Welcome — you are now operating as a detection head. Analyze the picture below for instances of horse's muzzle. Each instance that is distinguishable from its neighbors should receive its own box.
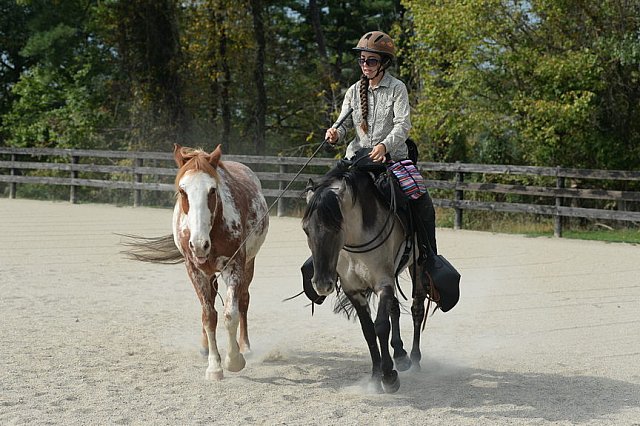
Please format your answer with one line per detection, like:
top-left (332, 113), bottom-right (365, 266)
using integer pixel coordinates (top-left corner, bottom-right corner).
top-left (312, 277), bottom-right (337, 297)
top-left (189, 238), bottom-right (211, 263)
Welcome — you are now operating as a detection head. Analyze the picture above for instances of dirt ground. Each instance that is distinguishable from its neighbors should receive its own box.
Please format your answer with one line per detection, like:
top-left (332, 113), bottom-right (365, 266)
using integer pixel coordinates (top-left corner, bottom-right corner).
top-left (1, 198), bottom-right (639, 425)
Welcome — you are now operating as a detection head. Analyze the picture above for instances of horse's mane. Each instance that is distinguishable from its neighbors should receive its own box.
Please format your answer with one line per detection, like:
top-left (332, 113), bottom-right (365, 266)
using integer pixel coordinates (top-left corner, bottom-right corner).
top-left (174, 148), bottom-right (225, 186)
top-left (303, 165), bottom-right (380, 231)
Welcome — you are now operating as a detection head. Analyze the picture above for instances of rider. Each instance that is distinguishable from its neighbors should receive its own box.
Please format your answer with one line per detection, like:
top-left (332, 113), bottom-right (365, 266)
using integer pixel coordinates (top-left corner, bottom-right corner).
top-left (325, 30), bottom-right (438, 261)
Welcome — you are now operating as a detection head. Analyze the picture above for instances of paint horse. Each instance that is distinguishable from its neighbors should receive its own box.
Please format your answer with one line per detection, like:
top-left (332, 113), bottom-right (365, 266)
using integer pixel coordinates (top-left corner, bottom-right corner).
top-left (173, 144), bottom-right (269, 380)
top-left (124, 144), bottom-right (269, 380)
top-left (302, 163), bottom-right (430, 393)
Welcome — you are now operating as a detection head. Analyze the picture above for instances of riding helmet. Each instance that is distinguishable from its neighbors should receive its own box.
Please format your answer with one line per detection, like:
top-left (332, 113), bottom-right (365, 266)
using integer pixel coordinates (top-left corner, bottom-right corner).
top-left (353, 31), bottom-right (396, 59)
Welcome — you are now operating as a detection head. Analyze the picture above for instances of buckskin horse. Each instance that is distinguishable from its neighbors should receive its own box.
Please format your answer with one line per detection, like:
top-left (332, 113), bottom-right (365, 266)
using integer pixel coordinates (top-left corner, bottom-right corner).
top-left (124, 144), bottom-right (269, 380)
top-left (302, 161), bottom-right (431, 393)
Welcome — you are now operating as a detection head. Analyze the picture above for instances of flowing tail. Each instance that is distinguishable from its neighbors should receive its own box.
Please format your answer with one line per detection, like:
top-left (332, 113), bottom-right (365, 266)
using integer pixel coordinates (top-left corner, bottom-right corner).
top-left (119, 234), bottom-right (184, 264)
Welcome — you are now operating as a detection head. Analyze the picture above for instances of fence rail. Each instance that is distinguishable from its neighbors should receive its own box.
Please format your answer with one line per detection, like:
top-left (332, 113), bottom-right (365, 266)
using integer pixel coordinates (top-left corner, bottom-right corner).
top-left (1, 147), bottom-right (639, 236)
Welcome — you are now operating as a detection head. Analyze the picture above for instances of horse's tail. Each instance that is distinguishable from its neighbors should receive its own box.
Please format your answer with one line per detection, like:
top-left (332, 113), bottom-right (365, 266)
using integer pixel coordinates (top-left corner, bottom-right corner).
top-left (332, 287), bottom-right (373, 320)
top-left (119, 234), bottom-right (184, 264)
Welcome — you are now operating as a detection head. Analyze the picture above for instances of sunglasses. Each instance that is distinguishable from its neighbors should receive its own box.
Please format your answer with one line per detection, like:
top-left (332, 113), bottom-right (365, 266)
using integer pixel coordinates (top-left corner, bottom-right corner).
top-left (358, 57), bottom-right (381, 67)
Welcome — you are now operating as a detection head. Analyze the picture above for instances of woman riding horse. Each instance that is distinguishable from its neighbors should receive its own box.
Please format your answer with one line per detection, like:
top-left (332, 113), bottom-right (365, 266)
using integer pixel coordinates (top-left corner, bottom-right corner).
top-left (325, 30), bottom-right (437, 266)
top-left (301, 31), bottom-right (440, 393)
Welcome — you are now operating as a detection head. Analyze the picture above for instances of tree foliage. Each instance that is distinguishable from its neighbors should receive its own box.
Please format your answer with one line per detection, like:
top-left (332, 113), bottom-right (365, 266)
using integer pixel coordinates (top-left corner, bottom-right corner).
top-left (404, 0), bottom-right (640, 169)
top-left (0, 0), bottom-right (638, 170)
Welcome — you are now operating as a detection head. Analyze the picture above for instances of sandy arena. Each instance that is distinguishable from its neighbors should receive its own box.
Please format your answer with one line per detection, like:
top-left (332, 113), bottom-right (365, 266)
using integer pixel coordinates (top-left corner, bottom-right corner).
top-left (1, 198), bottom-right (639, 425)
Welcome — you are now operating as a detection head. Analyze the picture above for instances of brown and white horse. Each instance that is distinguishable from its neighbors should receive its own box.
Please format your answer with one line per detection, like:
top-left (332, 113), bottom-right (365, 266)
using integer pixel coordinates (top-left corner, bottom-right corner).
top-left (172, 144), bottom-right (269, 380)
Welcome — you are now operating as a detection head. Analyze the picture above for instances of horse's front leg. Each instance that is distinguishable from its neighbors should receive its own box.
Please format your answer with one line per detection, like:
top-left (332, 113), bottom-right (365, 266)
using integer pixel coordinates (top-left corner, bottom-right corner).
top-left (375, 285), bottom-right (400, 393)
top-left (222, 261), bottom-right (246, 373)
top-left (187, 262), bottom-right (223, 380)
top-left (344, 291), bottom-right (382, 392)
top-left (390, 296), bottom-right (412, 372)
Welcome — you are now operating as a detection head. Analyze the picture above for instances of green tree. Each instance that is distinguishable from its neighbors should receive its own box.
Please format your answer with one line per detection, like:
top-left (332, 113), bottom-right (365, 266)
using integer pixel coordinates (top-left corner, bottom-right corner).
top-left (2, 0), bottom-right (117, 149)
top-left (404, 0), bottom-right (640, 169)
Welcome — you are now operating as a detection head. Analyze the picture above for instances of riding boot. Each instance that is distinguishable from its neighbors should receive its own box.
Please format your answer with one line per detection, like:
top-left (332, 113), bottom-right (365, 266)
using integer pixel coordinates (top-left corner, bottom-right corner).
top-left (409, 190), bottom-right (437, 262)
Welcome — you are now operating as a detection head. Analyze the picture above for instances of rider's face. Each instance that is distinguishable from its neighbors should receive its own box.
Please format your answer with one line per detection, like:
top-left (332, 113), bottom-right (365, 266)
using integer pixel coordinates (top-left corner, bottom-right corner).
top-left (359, 53), bottom-right (382, 79)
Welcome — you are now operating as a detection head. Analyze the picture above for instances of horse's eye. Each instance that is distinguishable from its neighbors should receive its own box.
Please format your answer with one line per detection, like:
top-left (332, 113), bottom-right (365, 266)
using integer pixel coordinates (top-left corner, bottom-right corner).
top-left (208, 187), bottom-right (216, 196)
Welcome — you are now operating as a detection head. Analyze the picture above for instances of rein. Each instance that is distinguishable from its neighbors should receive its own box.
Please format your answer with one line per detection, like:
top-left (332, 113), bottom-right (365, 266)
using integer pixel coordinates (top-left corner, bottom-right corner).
top-left (343, 171), bottom-right (397, 254)
top-left (213, 108), bottom-right (354, 292)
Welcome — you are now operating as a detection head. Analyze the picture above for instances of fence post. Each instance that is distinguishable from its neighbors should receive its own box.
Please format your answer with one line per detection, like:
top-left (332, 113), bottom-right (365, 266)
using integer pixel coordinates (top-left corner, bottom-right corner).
top-left (9, 154), bottom-right (17, 199)
top-left (554, 168), bottom-right (564, 238)
top-left (134, 157), bottom-right (143, 207)
top-left (454, 162), bottom-right (464, 230)
top-left (70, 155), bottom-right (79, 204)
top-left (277, 163), bottom-right (286, 217)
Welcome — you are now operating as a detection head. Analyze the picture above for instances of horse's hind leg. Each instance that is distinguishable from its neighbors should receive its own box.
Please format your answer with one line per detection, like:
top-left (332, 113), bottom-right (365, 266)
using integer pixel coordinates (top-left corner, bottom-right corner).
top-left (390, 296), bottom-right (412, 372)
top-left (409, 296), bottom-right (426, 371)
top-left (238, 289), bottom-right (251, 354)
top-left (409, 265), bottom-right (429, 371)
top-left (238, 259), bottom-right (255, 354)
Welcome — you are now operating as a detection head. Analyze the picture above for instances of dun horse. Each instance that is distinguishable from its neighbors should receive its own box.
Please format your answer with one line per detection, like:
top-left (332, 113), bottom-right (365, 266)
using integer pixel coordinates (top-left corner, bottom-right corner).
top-left (125, 144), bottom-right (269, 380)
top-left (302, 163), bottom-right (430, 393)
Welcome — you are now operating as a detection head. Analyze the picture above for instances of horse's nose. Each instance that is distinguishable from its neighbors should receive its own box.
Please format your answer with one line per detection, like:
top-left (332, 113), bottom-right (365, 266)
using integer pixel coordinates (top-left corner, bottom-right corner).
top-left (312, 278), bottom-right (336, 296)
top-left (189, 238), bottom-right (211, 258)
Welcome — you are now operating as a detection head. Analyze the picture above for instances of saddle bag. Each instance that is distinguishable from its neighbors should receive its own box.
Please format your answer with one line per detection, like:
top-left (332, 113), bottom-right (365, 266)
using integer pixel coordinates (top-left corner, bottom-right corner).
top-left (387, 159), bottom-right (427, 200)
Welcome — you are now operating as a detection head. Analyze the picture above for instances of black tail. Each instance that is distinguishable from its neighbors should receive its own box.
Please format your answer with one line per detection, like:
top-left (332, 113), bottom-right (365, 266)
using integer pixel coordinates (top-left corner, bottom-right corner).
top-left (119, 234), bottom-right (184, 264)
top-left (332, 287), bottom-right (374, 320)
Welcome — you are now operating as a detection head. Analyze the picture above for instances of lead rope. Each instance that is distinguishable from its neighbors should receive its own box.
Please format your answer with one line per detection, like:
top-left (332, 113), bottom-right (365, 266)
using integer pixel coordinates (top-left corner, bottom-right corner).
top-left (216, 108), bottom-right (354, 302)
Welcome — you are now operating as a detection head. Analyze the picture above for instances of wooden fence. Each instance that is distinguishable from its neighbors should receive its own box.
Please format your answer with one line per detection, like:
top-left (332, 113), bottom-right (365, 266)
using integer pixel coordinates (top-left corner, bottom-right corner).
top-left (1, 146), bottom-right (639, 237)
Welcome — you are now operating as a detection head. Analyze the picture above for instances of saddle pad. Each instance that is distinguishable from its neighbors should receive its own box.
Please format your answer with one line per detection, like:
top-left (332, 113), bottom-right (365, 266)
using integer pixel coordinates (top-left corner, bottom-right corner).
top-left (387, 160), bottom-right (426, 200)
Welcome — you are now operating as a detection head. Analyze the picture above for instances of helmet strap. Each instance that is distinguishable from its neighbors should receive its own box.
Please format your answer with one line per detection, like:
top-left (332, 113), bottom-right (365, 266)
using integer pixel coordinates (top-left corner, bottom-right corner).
top-left (369, 56), bottom-right (391, 79)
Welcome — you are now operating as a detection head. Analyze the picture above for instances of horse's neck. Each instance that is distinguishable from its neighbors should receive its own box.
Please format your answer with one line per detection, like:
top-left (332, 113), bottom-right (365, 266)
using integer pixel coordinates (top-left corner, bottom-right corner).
top-left (342, 188), bottom-right (386, 240)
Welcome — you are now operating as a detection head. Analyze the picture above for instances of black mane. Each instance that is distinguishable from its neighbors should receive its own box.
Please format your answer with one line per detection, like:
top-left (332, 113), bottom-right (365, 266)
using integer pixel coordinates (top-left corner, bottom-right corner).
top-left (303, 165), bottom-right (380, 231)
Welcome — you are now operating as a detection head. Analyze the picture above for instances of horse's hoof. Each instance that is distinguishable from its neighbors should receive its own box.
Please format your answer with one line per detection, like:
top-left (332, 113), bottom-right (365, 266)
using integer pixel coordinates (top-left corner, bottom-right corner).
top-left (205, 368), bottom-right (223, 381)
top-left (410, 361), bottom-right (422, 372)
top-left (367, 377), bottom-right (384, 394)
top-left (394, 354), bottom-right (412, 372)
top-left (381, 370), bottom-right (400, 394)
top-left (225, 353), bottom-right (246, 372)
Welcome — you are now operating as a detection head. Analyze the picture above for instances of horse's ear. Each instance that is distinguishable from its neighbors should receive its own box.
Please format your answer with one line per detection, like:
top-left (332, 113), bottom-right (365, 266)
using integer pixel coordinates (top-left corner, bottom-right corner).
top-left (305, 179), bottom-right (315, 203)
top-left (173, 144), bottom-right (185, 168)
top-left (208, 144), bottom-right (222, 168)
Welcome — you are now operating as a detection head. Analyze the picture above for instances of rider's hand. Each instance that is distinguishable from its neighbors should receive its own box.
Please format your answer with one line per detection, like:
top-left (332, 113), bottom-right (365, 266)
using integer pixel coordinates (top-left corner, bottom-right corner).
top-left (325, 128), bottom-right (339, 144)
top-left (369, 143), bottom-right (387, 163)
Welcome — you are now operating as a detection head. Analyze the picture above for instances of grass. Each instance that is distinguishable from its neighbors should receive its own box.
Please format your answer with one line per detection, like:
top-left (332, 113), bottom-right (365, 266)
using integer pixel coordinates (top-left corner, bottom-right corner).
top-left (527, 228), bottom-right (640, 244)
top-left (435, 208), bottom-right (640, 244)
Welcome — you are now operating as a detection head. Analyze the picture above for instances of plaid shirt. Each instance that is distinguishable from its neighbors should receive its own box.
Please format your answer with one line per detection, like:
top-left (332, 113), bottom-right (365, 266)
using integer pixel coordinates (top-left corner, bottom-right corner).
top-left (334, 72), bottom-right (411, 161)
